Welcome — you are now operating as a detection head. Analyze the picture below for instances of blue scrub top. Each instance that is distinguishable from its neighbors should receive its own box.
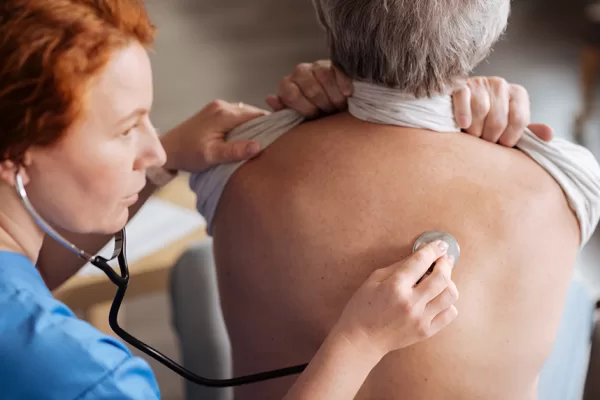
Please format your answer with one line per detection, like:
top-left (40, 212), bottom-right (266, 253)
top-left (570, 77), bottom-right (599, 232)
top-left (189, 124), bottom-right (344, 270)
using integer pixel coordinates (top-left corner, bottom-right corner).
top-left (0, 251), bottom-right (160, 400)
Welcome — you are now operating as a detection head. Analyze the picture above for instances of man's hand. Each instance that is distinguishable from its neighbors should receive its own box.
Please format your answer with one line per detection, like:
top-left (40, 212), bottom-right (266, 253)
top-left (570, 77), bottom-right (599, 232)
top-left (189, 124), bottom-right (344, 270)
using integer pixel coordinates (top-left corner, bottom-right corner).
top-left (159, 100), bottom-right (268, 172)
top-left (267, 60), bottom-right (553, 146)
top-left (266, 60), bottom-right (352, 118)
top-left (452, 77), bottom-right (553, 146)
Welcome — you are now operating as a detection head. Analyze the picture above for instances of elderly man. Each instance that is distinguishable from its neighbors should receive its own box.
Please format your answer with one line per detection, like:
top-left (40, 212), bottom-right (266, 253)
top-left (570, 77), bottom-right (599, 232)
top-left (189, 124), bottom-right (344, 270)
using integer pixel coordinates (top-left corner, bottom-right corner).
top-left (191, 0), bottom-right (600, 399)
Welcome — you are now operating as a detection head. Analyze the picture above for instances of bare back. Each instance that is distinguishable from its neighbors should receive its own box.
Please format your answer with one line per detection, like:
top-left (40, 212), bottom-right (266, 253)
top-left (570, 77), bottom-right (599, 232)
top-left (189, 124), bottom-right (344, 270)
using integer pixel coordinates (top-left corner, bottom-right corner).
top-left (212, 113), bottom-right (580, 400)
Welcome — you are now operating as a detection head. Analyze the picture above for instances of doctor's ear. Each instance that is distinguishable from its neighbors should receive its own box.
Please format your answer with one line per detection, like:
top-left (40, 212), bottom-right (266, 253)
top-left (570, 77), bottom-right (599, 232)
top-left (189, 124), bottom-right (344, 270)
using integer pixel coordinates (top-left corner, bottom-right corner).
top-left (0, 153), bottom-right (32, 187)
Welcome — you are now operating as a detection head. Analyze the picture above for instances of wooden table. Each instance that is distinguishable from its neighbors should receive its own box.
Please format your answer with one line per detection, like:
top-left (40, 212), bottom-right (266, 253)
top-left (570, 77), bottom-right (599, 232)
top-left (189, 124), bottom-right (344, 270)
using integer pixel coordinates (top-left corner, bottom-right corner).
top-left (52, 174), bottom-right (207, 334)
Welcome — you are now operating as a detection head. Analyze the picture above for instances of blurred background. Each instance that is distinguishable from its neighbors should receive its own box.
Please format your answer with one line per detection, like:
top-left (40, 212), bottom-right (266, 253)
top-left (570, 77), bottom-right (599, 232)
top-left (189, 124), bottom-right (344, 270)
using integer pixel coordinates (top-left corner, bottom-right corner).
top-left (90, 0), bottom-right (600, 398)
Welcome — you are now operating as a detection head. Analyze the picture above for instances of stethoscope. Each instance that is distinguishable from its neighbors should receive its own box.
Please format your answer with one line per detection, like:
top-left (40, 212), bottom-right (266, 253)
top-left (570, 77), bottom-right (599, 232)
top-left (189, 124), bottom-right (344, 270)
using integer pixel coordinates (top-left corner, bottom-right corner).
top-left (14, 172), bottom-right (460, 387)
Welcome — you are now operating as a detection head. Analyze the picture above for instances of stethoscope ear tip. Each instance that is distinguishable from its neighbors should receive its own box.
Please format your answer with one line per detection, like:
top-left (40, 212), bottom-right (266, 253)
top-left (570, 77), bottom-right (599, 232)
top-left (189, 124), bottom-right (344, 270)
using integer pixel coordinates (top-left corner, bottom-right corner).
top-left (412, 231), bottom-right (460, 266)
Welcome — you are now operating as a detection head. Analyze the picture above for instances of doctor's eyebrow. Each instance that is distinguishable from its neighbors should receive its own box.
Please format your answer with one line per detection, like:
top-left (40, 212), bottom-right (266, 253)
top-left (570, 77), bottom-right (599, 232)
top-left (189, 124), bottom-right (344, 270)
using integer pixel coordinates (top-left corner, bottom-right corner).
top-left (117, 108), bottom-right (148, 125)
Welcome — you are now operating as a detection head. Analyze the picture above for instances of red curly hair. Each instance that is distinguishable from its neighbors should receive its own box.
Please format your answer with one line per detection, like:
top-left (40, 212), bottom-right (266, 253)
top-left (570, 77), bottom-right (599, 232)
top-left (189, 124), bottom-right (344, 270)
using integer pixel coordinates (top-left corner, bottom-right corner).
top-left (0, 0), bottom-right (156, 163)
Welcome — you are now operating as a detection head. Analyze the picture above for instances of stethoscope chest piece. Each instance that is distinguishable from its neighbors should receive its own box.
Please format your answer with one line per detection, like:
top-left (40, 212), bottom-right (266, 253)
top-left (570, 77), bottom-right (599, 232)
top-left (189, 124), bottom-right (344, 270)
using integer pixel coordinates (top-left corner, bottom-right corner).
top-left (412, 231), bottom-right (460, 267)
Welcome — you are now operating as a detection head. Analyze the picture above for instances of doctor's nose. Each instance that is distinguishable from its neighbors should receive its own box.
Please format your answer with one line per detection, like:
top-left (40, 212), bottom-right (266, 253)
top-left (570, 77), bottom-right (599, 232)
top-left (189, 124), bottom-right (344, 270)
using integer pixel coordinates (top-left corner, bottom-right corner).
top-left (134, 126), bottom-right (168, 171)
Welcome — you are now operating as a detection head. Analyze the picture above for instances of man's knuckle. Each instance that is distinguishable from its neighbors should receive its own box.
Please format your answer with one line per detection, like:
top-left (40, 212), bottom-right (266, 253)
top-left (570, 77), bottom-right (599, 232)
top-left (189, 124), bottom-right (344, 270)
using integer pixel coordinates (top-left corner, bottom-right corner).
top-left (313, 67), bottom-right (329, 83)
top-left (509, 113), bottom-right (527, 130)
top-left (509, 85), bottom-right (530, 107)
top-left (487, 114), bottom-right (508, 132)
top-left (313, 59), bottom-right (331, 69)
top-left (453, 83), bottom-right (469, 94)
top-left (471, 76), bottom-right (487, 87)
top-left (292, 63), bottom-right (311, 78)
top-left (508, 104), bottom-right (530, 127)
top-left (277, 76), bottom-right (292, 91)
top-left (304, 85), bottom-right (323, 101)
top-left (471, 97), bottom-right (490, 117)
top-left (281, 83), bottom-right (302, 102)
top-left (511, 84), bottom-right (527, 97)
top-left (490, 76), bottom-right (508, 88)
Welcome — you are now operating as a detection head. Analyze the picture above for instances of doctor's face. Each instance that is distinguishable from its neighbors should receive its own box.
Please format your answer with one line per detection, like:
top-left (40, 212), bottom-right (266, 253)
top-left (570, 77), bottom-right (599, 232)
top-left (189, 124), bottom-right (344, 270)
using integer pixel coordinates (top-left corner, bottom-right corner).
top-left (23, 41), bottom-right (166, 234)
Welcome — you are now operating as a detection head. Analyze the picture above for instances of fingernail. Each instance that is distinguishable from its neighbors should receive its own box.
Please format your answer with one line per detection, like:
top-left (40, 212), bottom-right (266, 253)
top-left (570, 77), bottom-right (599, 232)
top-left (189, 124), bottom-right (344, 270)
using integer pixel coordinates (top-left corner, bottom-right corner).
top-left (438, 241), bottom-right (449, 253)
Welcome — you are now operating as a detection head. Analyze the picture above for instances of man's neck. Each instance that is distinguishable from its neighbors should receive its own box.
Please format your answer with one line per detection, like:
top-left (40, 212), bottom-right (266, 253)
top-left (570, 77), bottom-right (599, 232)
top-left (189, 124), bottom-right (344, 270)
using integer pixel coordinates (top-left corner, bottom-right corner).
top-left (0, 183), bottom-right (44, 263)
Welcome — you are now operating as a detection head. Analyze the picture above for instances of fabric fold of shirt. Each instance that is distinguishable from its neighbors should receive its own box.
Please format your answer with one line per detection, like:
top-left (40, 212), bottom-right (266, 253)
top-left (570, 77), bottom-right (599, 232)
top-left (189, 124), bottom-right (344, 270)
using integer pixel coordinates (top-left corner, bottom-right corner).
top-left (189, 81), bottom-right (600, 248)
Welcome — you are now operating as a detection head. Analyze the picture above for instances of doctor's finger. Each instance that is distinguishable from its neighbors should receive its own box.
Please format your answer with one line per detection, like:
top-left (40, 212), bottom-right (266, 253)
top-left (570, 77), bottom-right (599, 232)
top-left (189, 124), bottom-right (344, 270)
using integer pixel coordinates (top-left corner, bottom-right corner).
top-left (428, 305), bottom-right (459, 336)
top-left (207, 100), bottom-right (269, 132)
top-left (204, 140), bottom-right (261, 166)
top-left (414, 255), bottom-right (454, 304)
top-left (424, 280), bottom-right (459, 318)
top-left (390, 240), bottom-right (449, 285)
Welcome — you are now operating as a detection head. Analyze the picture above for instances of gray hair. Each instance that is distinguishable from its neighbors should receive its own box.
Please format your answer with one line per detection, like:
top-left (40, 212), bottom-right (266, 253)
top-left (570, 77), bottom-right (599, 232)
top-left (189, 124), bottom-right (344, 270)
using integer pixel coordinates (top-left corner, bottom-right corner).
top-left (312, 0), bottom-right (510, 97)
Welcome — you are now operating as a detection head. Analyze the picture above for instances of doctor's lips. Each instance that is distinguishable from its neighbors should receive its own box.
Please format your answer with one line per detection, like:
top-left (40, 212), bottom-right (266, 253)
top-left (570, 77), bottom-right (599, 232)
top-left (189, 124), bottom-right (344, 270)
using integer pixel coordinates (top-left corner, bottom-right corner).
top-left (123, 186), bottom-right (144, 204)
top-left (123, 193), bottom-right (139, 205)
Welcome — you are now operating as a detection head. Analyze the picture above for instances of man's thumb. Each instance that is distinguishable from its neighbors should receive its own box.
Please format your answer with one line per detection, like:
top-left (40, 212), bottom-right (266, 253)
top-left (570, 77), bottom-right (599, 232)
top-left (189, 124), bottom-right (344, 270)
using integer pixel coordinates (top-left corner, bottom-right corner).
top-left (527, 123), bottom-right (553, 142)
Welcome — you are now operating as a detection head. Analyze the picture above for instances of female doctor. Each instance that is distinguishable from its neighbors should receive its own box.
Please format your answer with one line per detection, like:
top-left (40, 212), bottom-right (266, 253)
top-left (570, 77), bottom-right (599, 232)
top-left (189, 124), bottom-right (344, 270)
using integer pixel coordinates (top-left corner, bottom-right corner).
top-left (0, 1), bottom-right (553, 399)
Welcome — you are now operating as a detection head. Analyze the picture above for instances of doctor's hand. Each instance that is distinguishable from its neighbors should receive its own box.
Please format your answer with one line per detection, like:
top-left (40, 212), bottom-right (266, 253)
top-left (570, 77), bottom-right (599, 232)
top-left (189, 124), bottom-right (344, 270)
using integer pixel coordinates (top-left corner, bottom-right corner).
top-left (333, 240), bottom-right (458, 360)
top-left (160, 100), bottom-right (268, 172)
top-left (266, 60), bottom-right (553, 146)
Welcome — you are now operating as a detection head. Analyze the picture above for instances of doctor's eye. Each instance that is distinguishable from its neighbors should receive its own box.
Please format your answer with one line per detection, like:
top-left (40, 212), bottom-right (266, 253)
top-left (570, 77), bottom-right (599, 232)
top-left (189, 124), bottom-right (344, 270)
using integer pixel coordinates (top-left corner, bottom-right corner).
top-left (122, 122), bottom-right (141, 137)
